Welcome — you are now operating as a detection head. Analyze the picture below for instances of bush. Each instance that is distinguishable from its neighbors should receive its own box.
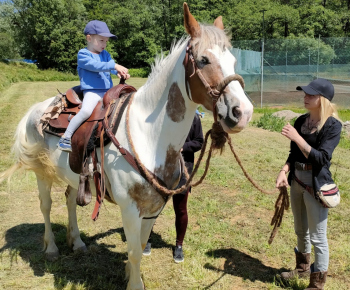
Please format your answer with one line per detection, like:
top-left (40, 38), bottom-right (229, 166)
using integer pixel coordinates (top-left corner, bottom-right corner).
top-left (252, 113), bottom-right (297, 132)
top-left (129, 67), bottom-right (150, 78)
top-left (0, 61), bottom-right (78, 92)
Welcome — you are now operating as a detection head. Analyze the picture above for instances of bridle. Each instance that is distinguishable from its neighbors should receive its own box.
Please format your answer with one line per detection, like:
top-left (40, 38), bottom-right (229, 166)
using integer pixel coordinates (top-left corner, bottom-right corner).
top-left (183, 41), bottom-right (245, 123)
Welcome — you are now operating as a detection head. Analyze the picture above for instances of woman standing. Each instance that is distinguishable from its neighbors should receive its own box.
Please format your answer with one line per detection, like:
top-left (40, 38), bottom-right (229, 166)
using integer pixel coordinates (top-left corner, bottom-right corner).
top-left (276, 78), bottom-right (342, 290)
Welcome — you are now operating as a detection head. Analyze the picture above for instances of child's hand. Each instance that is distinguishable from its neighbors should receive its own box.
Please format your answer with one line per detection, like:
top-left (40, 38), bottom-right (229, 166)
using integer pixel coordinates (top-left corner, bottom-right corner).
top-left (117, 73), bottom-right (130, 80)
top-left (115, 64), bottom-right (129, 78)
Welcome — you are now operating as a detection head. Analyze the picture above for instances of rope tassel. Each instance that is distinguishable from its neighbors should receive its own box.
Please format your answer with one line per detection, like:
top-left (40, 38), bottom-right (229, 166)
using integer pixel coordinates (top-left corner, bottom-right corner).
top-left (268, 186), bottom-right (289, 244)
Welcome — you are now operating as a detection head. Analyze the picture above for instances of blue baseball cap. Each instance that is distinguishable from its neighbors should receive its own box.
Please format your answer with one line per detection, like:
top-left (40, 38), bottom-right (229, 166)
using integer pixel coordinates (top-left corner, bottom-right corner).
top-left (84, 20), bottom-right (117, 39)
top-left (296, 78), bottom-right (334, 101)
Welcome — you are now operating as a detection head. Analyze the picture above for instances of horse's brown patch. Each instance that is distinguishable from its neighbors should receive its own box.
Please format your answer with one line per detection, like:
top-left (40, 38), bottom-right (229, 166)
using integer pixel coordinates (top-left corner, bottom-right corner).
top-left (166, 82), bottom-right (186, 123)
top-left (128, 182), bottom-right (165, 217)
top-left (154, 145), bottom-right (182, 189)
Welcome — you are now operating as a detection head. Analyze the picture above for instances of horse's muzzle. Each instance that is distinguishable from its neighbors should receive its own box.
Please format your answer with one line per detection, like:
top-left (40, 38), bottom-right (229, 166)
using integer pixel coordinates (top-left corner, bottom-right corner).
top-left (215, 74), bottom-right (251, 133)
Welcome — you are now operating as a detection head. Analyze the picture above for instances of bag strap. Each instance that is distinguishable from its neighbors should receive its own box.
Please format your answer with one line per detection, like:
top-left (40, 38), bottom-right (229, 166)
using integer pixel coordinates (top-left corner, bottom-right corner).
top-left (293, 175), bottom-right (313, 195)
top-left (293, 175), bottom-right (326, 206)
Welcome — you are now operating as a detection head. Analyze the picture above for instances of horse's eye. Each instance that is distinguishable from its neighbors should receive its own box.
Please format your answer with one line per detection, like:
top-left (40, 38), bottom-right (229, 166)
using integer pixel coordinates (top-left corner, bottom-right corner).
top-left (201, 56), bottom-right (209, 65)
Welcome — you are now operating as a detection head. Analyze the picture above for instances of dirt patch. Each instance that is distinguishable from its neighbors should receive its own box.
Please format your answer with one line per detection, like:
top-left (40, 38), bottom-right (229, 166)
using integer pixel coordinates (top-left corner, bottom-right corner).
top-left (272, 110), bottom-right (302, 121)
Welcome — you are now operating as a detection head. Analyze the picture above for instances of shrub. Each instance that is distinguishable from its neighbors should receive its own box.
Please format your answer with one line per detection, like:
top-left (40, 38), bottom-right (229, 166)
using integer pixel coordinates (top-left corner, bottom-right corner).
top-left (0, 61), bottom-right (78, 92)
top-left (252, 113), bottom-right (297, 132)
top-left (129, 67), bottom-right (150, 78)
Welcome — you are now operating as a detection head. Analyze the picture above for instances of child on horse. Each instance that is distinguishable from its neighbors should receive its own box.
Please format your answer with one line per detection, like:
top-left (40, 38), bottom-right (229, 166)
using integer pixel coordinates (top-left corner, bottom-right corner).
top-left (58, 20), bottom-right (130, 152)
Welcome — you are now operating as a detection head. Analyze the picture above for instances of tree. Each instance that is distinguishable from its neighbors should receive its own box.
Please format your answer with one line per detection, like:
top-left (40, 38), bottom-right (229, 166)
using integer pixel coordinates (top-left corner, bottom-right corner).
top-left (6, 0), bottom-right (87, 73)
top-left (0, 2), bottom-right (19, 59)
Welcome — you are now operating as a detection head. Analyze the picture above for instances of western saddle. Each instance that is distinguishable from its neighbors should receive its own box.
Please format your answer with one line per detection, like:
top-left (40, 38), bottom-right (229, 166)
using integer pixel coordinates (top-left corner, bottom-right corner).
top-left (44, 82), bottom-right (137, 220)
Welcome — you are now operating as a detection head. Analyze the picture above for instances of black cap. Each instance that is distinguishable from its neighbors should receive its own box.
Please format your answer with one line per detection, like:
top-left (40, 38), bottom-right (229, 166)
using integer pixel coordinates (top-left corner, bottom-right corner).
top-left (296, 78), bottom-right (334, 101)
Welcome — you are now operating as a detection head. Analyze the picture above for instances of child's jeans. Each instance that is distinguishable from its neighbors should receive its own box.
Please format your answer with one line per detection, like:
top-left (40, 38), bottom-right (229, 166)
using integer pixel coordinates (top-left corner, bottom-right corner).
top-left (290, 169), bottom-right (329, 272)
top-left (64, 90), bottom-right (105, 138)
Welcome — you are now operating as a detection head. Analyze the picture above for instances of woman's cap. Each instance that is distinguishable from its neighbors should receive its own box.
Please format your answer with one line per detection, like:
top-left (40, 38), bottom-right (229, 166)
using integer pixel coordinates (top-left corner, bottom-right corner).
top-left (296, 78), bottom-right (334, 101)
top-left (84, 20), bottom-right (117, 39)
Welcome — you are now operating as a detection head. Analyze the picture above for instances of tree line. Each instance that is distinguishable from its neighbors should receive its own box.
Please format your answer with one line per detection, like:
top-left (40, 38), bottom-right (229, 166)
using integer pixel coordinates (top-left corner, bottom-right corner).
top-left (1, 0), bottom-right (349, 73)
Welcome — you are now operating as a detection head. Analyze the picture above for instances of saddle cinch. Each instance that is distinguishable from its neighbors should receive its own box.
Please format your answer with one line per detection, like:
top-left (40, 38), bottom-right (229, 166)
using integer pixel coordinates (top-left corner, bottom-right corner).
top-left (44, 82), bottom-right (137, 218)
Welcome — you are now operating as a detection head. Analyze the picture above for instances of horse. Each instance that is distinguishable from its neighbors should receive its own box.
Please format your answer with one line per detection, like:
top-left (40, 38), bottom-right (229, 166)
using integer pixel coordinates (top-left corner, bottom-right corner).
top-left (0, 3), bottom-right (253, 290)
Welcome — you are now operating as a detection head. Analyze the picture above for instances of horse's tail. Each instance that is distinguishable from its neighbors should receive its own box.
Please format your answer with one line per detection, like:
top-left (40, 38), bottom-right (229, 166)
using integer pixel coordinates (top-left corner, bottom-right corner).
top-left (0, 102), bottom-right (59, 184)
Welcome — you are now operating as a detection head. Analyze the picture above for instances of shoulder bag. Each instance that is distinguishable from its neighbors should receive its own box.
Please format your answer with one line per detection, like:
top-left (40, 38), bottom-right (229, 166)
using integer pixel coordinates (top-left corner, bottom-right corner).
top-left (293, 175), bottom-right (340, 208)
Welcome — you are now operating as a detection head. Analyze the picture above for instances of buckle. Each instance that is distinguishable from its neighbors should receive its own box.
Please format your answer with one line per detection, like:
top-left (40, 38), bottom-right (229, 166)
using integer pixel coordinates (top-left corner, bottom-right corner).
top-left (295, 162), bottom-right (312, 171)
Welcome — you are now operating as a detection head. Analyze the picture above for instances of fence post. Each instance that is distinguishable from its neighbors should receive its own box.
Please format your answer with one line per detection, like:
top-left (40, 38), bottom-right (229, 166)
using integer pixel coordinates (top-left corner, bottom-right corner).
top-left (285, 51), bottom-right (287, 74)
top-left (261, 39), bottom-right (264, 108)
top-left (317, 35), bottom-right (320, 78)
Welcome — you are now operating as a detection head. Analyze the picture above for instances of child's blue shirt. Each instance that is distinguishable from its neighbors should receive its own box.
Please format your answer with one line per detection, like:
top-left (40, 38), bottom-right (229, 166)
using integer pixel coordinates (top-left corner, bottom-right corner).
top-left (77, 48), bottom-right (118, 91)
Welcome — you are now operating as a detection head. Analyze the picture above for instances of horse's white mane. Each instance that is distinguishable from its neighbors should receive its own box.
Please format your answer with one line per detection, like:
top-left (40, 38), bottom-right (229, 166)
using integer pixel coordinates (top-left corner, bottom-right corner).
top-left (144, 36), bottom-right (190, 89)
top-left (141, 24), bottom-right (231, 97)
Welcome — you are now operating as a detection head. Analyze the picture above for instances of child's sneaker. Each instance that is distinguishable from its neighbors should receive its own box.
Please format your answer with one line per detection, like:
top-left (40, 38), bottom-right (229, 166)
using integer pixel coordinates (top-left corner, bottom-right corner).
top-left (173, 245), bottom-right (184, 263)
top-left (57, 137), bottom-right (72, 152)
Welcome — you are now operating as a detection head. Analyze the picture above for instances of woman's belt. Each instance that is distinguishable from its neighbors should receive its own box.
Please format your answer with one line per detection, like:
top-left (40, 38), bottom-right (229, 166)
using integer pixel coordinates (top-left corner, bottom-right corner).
top-left (295, 162), bottom-right (312, 171)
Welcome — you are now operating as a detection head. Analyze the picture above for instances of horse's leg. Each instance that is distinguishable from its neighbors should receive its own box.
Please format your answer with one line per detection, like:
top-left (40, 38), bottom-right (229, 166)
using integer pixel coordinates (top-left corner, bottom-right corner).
top-left (65, 185), bottom-right (87, 252)
top-left (36, 175), bottom-right (59, 261)
top-left (122, 207), bottom-right (144, 290)
top-left (140, 218), bottom-right (156, 251)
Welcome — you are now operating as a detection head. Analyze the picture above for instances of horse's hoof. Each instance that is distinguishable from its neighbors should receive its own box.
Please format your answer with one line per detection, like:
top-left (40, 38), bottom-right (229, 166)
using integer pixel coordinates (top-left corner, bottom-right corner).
top-left (74, 245), bottom-right (88, 253)
top-left (45, 251), bottom-right (59, 261)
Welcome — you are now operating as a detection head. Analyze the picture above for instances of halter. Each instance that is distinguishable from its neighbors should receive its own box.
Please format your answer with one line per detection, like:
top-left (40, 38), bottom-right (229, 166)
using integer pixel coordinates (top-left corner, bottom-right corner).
top-left (183, 41), bottom-right (245, 123)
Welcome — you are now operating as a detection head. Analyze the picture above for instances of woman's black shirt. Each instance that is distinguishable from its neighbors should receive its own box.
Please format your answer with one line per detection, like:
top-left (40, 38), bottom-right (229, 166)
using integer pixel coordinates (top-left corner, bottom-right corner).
top-left (286, 113), bottom-right (342, 193)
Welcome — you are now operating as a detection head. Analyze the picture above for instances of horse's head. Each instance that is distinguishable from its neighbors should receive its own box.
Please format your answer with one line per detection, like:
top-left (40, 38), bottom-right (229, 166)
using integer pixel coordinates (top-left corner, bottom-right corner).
top-left (183, 3), bottom-right (253, 133)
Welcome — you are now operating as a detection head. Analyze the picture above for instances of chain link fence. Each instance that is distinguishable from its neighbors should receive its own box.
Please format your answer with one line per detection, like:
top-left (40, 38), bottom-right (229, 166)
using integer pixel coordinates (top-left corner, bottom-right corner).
top-left (231, 37), bottom-right (350, 108)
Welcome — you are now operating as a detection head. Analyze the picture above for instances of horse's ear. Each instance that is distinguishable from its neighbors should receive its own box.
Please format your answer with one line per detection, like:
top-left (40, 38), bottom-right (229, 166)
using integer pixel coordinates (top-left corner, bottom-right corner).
top-left (214, 16), bottom-right (224, 30)
top-left (183, 2), bottom-right (200, 38)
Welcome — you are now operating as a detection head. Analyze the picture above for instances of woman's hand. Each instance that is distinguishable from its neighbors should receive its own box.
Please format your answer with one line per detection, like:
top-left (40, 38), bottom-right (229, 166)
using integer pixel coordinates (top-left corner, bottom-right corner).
top-left (276, 170), bottom-right (288, 188)
top-left (281, 123), bottom-right (300, 142)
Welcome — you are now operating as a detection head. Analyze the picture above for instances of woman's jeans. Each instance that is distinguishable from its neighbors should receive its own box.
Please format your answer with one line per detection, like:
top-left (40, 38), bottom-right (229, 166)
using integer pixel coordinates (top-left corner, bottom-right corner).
top-left (290, 169), bottom-right (329, 272)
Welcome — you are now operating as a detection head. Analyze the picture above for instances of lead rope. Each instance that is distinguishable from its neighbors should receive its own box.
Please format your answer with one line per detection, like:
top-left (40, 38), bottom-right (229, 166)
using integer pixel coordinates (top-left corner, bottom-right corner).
top-left (125, 93), bottom-right (288, 242)
top-left (226, 135), bottom-right (289, 244)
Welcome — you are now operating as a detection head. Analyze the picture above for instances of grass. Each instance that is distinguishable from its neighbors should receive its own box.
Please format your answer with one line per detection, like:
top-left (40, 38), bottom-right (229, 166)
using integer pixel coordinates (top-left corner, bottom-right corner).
top-left (0, 80), bottom-right (350, 289)
top-left (0, 61), bottom-right (79, 94)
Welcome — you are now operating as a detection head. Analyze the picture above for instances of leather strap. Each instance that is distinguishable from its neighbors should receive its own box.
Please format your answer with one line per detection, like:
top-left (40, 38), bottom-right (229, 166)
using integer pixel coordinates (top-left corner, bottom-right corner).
top-left (293, 174), bottom-right (313, 195)
top-left (183, 42), bottom-right (221, 122)
top-left (91, 148), bottom-right (103, 221)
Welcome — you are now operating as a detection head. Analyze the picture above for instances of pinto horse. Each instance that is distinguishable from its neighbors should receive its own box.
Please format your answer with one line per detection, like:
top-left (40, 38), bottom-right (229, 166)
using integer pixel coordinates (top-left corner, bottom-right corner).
top-left (0, 3), bottom-right (253, 290)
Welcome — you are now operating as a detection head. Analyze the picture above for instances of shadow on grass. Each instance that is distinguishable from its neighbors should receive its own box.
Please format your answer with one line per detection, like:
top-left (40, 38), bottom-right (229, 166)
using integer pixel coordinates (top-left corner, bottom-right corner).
top-left (204, 248), bottom-right (288, 289)
top-left (0, 223), bottom-right (130, 290)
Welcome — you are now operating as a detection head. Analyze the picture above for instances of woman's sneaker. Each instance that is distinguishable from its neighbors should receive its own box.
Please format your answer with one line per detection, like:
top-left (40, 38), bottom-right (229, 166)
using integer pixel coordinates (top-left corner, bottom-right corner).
top-left (173, 245), bottom-right (184, 263)
top-left (57, 137), bottom-right (72, 152)
top-left (143, 243), bottom-right (151, 256)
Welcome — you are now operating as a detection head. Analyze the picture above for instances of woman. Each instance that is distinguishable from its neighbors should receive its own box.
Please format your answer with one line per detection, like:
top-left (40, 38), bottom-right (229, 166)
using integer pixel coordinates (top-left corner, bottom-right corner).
top-left (143, 112), bottom-right (204, 263)
top-left (276, 78), bottom-right (342, 290)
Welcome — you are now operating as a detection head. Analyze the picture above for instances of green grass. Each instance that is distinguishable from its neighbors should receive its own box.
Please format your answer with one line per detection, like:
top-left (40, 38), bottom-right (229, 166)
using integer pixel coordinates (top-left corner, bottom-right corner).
top-left (0, 81), bottom-right (350, 289)
top-left (0, 61), bottom-right (79, 93)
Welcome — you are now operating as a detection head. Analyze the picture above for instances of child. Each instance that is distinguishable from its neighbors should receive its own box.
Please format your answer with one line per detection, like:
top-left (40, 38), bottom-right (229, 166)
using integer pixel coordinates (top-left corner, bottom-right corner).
top-left (57, 20), bottom-right (130, 152)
